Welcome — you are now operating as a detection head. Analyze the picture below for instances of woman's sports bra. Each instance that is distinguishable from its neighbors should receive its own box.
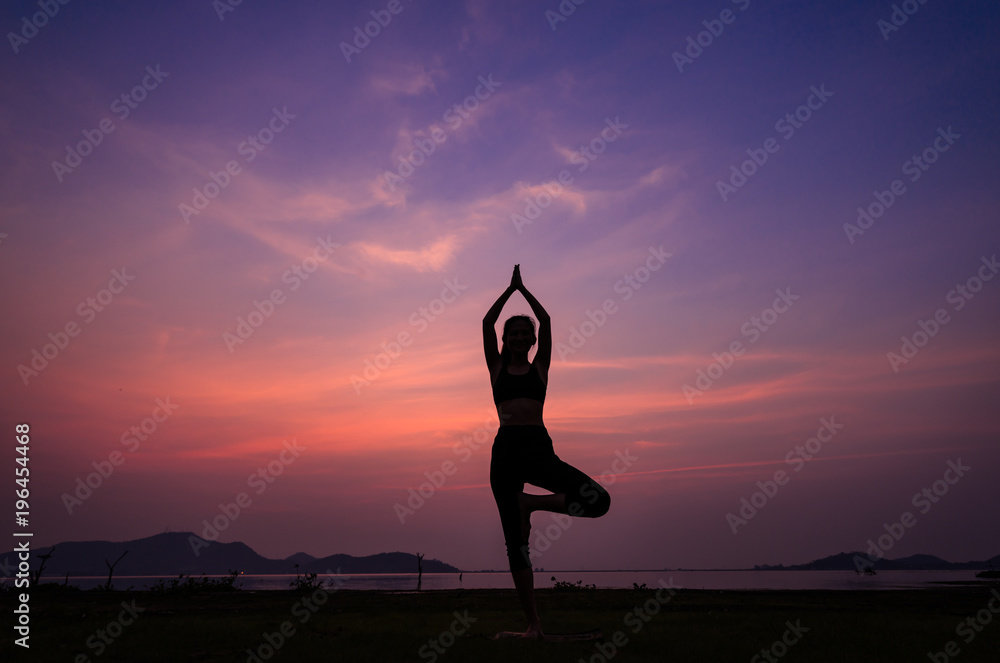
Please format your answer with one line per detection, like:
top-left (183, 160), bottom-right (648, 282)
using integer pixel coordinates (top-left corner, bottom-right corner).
top-left (492, 360), bottom-right (546, 405)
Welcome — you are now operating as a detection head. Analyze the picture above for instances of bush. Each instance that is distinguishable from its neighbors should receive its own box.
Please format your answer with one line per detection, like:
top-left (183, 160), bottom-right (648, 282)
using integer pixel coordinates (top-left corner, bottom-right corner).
top-left (149, 569), bottom-right (241, 594)
top-left (550, 576), bottom-right (596, 591)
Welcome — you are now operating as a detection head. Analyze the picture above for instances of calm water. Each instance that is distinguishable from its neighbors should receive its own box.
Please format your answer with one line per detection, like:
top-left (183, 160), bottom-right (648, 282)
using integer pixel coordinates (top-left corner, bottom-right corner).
top-left (29, 569), bottom-right (986, 592)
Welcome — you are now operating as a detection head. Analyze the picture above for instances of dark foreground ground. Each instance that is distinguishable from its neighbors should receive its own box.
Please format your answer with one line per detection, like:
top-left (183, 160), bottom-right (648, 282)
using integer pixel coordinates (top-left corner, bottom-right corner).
top-left (4, 583), bottom-right (999, 662)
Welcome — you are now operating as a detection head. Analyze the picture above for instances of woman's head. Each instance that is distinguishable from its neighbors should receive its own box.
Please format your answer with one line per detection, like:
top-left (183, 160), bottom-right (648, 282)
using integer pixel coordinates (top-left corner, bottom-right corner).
top-left (501, 315), bottom-right (536, 360)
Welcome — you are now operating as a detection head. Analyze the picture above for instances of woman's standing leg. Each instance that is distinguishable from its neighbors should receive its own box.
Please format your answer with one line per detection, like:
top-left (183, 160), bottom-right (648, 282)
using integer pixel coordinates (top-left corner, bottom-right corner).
top-left (490, 433), bottom-right (543, 636)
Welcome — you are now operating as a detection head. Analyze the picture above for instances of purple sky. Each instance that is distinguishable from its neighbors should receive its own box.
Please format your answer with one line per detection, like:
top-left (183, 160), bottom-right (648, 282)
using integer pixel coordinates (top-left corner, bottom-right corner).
top-left (2, 0), bottom-right (998, 572)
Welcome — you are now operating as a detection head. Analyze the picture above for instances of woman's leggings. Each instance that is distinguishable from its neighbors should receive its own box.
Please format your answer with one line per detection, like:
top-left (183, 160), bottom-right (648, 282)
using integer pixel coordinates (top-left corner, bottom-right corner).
top-left (490, 425), bottom-right (611, 572)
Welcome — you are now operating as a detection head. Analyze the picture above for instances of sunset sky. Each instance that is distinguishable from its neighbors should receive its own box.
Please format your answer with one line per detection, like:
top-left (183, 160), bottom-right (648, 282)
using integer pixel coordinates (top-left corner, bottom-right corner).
top-left (2, 0), bottom-right (998, 574)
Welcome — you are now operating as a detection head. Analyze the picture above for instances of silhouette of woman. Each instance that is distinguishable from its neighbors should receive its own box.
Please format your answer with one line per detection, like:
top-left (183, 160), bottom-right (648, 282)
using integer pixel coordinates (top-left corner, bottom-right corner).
top-left (483, 264), bottom-right (611, 638)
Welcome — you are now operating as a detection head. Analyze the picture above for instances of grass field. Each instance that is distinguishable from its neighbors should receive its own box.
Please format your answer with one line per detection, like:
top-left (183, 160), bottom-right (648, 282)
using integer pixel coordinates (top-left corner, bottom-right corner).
top-left (4, 582), bottom-right (999, 662)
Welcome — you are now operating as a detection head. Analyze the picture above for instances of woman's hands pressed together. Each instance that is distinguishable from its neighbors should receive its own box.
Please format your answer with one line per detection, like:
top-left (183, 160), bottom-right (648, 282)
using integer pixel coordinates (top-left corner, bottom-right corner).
top-left (510, 264), bottom-right (523, 291)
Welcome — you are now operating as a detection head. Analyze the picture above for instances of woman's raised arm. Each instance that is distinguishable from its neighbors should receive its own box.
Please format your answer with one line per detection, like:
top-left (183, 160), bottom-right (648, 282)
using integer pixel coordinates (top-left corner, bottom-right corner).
top-left (517, 279), bottom-right (551, 376)
top-left (484, 272), bottom-right (517, 371)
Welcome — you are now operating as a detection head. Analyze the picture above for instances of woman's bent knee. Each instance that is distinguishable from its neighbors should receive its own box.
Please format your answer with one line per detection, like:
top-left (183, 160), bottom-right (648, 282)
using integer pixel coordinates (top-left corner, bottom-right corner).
top-left (589, 488), bottom-right (611, 517)
top-left (569, 482), bottom-right (610, 518)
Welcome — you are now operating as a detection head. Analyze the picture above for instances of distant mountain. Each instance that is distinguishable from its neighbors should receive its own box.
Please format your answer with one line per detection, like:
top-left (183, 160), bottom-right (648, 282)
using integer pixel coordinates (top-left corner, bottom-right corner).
top-left (754, 552), bottom-right (1000, 572)
top-left (0, 532), bottom-right (459, 578)
top-left (285, 552), bottom-right (316, 566)
top-left (297, 552), bottom-right (457, 575)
